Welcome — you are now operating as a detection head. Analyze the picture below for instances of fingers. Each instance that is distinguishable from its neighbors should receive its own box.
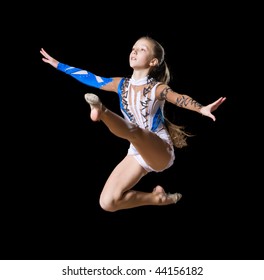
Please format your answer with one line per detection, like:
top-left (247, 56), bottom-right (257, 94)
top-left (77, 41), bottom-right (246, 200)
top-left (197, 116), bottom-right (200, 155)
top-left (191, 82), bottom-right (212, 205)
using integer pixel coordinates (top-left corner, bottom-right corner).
top-left (213, 97), bottom-right (226, 109)
top-left (40, 48), bottom-right (49, 60)
top-left (218, 97), bottom-right (226, 104)
top-left (210, 96), bottom-right (226, 117)
top-left (40, 48), bottom-right (45, 56)
top-left (40, 48), bottom-right (55, 66)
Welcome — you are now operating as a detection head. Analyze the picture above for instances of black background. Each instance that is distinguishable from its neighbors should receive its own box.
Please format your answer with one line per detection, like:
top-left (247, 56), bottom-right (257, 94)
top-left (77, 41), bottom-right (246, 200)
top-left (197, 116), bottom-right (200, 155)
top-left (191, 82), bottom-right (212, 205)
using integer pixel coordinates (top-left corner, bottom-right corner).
top-left (2, 4), bottom-right (261, 260)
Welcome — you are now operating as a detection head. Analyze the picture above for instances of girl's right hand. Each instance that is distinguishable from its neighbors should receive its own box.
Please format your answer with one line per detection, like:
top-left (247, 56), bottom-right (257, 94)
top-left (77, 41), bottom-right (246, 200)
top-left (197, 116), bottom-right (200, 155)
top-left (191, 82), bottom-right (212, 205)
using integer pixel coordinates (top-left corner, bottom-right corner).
top-left (40, 48), bottom-right (59, 68)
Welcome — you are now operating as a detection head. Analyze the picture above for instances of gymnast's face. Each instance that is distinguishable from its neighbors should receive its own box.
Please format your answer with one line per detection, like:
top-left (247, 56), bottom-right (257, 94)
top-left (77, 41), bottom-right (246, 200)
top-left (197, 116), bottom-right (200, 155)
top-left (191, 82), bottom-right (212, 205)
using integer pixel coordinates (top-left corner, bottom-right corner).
top-left (129, 38), bottom-right (158, 70)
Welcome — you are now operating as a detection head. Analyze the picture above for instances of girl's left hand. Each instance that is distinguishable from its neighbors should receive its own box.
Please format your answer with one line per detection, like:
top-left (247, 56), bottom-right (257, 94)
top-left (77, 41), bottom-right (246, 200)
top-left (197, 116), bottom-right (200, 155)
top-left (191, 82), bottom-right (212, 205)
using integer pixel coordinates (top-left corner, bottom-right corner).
top-left (200, 97), bottom-right (226, 121)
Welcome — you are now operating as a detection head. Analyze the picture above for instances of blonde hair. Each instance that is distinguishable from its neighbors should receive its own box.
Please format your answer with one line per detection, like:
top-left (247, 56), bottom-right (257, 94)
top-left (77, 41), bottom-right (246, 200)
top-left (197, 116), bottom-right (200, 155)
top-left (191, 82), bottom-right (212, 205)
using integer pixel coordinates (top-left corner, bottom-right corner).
top-left (164, 117), bottom-right (192, 148)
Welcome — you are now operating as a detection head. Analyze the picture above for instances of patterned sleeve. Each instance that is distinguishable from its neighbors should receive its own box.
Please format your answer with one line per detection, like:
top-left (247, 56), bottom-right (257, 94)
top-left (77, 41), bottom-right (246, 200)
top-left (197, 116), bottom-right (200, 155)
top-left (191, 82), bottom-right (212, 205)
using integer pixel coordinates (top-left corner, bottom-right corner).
top-left (57, 62), bottom-right (113, 89)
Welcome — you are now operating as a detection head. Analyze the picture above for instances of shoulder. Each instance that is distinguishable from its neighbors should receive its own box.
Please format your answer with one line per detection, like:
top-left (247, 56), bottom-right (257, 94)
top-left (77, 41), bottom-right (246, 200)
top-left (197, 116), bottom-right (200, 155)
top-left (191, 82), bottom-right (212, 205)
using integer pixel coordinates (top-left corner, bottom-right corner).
top-left (155, 83), bottom-right (170, 93)
top-left (100, 77), bottom-right (124, 92)
top-left (155, 83), bottom-right (172, 100)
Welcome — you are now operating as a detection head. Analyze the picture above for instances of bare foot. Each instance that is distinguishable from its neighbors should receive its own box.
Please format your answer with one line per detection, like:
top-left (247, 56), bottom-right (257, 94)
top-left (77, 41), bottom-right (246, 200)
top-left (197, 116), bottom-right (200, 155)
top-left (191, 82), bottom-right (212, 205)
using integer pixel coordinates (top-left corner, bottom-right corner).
top-left (153, 186), bottom-right (169, 204)
top-left (153, 186), bottom-right (182, 205)
top-left (84, 93), bottom-right (103, 121)
top-left (90, 107), bottom-right (102, 122)
top-left (153, 185), bottom-right (166, 195)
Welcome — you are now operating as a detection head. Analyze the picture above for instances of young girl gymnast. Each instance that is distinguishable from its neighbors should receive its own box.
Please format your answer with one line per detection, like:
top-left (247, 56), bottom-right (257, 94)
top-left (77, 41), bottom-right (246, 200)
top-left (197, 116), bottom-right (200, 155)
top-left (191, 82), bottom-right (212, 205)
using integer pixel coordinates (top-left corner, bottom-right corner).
top-left (40, 36), bottom-right (226, 211)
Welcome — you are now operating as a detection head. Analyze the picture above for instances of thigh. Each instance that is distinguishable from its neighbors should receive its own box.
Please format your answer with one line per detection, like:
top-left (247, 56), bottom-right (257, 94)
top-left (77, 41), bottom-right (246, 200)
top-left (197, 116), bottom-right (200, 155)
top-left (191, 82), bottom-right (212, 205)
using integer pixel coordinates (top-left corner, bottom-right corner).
top-left (132, 129), bottom-right (174, 171)
top-left (101, 155), bottom-right (147, 200)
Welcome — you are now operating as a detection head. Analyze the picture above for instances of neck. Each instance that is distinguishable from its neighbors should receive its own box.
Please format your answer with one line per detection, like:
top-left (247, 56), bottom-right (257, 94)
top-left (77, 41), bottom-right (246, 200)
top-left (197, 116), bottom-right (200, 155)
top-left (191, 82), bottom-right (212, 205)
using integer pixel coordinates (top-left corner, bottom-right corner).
top-left (130, 75), bottom-right (148, 86)
top-left (131, 69), bottom-right (150, 81)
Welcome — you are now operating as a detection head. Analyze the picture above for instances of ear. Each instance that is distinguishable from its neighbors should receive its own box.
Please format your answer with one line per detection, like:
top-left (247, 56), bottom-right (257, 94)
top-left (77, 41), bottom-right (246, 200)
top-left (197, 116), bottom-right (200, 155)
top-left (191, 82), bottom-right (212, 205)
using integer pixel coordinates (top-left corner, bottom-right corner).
top-left (150, 58), bottom-right (159, 67)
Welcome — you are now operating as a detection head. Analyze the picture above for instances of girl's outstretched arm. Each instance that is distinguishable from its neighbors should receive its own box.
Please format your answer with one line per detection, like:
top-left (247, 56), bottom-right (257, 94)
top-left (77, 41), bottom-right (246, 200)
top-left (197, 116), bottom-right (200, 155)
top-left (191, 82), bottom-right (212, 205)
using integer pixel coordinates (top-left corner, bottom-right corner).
top-left (40, 48), bottom-right (119, 91)
top-left (157, 85), bottom-right (226, 121)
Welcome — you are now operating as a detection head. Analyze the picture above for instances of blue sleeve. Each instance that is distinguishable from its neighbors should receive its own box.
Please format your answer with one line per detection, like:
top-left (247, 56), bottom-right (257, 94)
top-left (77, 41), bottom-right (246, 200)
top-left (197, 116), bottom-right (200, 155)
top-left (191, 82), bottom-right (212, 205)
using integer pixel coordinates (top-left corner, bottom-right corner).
top-left (57, 62), bottom-right (113, 89)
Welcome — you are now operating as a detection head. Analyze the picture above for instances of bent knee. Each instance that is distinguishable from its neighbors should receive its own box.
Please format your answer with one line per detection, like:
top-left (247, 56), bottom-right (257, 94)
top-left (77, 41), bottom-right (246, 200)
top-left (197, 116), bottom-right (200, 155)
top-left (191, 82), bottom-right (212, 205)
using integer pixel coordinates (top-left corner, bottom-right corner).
top-left (99, 195), bottom-right (119, 212)
top-left (99, 199), bottom-right (116, 212)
